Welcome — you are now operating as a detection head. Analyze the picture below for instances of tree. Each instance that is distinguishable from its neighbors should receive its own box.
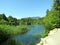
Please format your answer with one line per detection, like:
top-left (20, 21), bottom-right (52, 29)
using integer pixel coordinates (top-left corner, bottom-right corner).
top-left (0, 19), bottom-right (8, 25)
top-left (0, 14), bottom-right (8, 21)
top-left (0, 14), bottom-right (8, 25)
top-left (46, 9), bottom-right (49, 16)
top-left (53, 0), bottom-right (60, 10)
top-left (43, 0), bottom-right (60, 30)
top-left (8, 16), bottom-right (18, 25)
top-left (53, 0), bottom-right (60, 28)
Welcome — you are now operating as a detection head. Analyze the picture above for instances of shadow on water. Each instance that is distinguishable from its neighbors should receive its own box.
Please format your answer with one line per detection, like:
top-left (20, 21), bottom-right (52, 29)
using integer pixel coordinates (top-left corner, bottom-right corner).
top-left (1, 25), bottom-right (45, 45)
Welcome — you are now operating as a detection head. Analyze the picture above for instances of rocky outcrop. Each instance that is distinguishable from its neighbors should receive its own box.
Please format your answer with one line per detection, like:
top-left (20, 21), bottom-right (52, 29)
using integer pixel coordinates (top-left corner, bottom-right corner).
top-left (37, 28), bottom-right (60, 45)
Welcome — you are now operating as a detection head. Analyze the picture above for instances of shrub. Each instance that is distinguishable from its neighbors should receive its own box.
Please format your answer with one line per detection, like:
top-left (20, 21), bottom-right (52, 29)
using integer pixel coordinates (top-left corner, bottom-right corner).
top-left (0, 25), bottom-right (30, 44)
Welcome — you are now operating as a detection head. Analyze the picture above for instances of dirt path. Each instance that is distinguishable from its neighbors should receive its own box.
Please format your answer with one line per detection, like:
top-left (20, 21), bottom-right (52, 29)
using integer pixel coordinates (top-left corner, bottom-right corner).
top-left (37, 28), bottom-right (60, 45)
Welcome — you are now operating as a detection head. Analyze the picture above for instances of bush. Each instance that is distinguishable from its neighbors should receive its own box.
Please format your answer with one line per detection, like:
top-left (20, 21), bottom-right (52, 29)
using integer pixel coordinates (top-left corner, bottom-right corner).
top-left (41, 29), bottom-right (49, 38)
top-left (0, 25), bottom-right (30, 44)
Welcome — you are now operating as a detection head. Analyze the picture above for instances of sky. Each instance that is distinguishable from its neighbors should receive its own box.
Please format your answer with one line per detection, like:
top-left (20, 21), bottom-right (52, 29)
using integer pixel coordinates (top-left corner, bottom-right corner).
top-left (0, 0), bottom-right (53, 19)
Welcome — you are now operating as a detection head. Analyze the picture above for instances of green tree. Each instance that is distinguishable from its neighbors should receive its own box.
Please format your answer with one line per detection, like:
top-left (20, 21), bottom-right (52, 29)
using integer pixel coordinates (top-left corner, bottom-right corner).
top-left (0, 14), bottom-right (8, 21)
top-left (53, 0), bottom-right (60, 28)
top-left (46, 9), bottom-right (49, 16)
top-left (0, 14), bottom-right (8, 25)
top-left (53, 0), bottom-right (60, 10)
top-left (0, 19), bottom-right (8, 25)
top-left (8, 16), bottom-right (18, 25)
top-left (43, 0), bottom-right (60, 30)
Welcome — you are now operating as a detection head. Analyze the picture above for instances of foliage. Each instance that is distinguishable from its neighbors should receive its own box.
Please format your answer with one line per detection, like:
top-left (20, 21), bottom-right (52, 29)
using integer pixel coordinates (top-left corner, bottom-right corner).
top-left (0, 25), bottom-right (29, 35)
top-left (0, 14), bottom-right (8, 21)
top-left (42, 0), bottom-right (60, 38)
top-left (43, 0), bottom-right (60, 30)
top-left (19, 17), bottom-right (43, 25)
top-left (8, 16), bottom-right (19, 26)
top-left (0, 14), bottom-right (43, 25)
top-left (0, 19), bottom-right (8, 25)
top-left (0, 0), bottom-right (60, 44)
top-left (0, 25), bottom-right (29, 44)
top-left (41, 29), bottom-right (49, 38)
top-left (7, 38), bottom-right (17, 45)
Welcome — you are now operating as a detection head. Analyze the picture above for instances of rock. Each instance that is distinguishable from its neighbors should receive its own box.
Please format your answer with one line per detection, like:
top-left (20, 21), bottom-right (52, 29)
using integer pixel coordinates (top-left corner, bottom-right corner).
top-left (36, 28), bottom-right (60, 45)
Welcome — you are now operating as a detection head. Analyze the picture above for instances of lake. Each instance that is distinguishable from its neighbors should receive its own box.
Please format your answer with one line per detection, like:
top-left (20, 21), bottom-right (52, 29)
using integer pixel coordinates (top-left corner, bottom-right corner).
top-left (1, 25), bottom-right (45, 45)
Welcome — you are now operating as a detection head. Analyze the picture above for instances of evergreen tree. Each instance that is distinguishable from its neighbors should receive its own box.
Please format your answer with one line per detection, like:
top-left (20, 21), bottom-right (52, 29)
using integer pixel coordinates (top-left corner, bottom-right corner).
top-left (46, 9), bottom-right (49, 16)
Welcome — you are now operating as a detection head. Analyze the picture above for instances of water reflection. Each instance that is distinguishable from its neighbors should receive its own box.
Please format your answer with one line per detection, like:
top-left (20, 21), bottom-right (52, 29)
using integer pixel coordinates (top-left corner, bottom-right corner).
top-left (1, 25), bottom-right (44, 45)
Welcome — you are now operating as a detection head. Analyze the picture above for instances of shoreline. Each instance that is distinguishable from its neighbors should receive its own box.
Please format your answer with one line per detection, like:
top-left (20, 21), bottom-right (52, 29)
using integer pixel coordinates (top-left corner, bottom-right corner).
top-left (37, 28), bottom-right (60, 45)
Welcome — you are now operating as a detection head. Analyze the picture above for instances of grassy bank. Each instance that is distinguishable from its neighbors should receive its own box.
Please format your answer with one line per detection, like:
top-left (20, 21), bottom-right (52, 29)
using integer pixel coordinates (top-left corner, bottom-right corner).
top-left (41, 29), bottom-right (50, 38)
top-left (0, 25), bottom-right (30, 44)
top-left (0, 25), bottom-right (30, 35)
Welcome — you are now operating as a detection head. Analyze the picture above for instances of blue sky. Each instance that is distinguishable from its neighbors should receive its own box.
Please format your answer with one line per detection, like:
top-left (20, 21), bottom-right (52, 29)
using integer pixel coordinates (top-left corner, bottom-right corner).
top-left (0, 0), bottom-right (53, 19)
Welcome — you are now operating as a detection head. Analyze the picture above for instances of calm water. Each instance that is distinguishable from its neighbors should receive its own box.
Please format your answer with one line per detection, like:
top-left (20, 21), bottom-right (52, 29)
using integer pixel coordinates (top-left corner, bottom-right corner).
top-left (2, 25), bottom-right (45, 45)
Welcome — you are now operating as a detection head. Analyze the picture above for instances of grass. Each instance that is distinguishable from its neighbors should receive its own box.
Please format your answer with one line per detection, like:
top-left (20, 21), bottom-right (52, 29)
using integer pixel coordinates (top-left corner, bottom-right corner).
top-left (41, 29), bottom-right (50, 38)
top-left (0, 25), bottom-right (30, 44)
top-left (0, 25), bottom-right (30, 36)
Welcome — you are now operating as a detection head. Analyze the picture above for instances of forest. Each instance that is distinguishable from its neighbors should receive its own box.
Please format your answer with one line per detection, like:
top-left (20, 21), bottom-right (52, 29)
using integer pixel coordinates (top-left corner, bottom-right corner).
top-left (0, 14), bottom-right (43, 25)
